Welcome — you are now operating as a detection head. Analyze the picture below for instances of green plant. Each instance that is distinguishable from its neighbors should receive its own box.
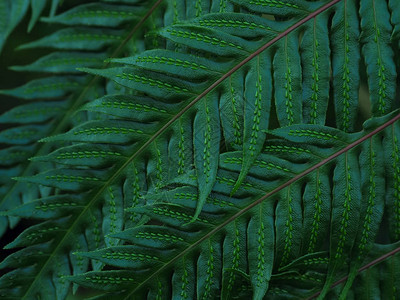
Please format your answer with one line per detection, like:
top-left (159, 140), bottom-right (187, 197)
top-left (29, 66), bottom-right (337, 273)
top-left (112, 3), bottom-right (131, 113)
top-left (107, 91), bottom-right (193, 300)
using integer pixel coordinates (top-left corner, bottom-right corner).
top-left (0, 0), bottom-right (400, 299)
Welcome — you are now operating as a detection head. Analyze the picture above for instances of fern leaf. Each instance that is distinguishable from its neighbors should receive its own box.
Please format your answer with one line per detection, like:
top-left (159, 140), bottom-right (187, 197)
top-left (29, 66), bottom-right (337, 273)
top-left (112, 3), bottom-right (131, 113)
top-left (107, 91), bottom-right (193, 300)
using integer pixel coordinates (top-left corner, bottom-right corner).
top-left (232, 52), bottom-right (271, 194)
top-left (9, 52), bottom-right (107, 73)
top-left (0, 1), bottom-right (239, 297)
top-left (229, 0), bottom-right (314, 17)
top-left (193, 95), bottom-right (221, 219)
top-left (360, 0), bottom-right (397, 116)
top-left (1, 0), bottom-right (400, 298)
top-left (331, 0), bottom-right (360, 132)
top-left (273, 33), bottom-right (302, 126)
top-left (0, 76), bottom-right (86, 99)
top-left (28, 0), bottom-right (46, 32)
top-left (339, 135), bottom-right (385, 299)
top-left (65, 112), bottom-right (400, 299)
top-left (18, 27), bottom-right (126, 51)
top-left (0, 0), bottom-right (30, 54)
top-left (301, 10), bottom-right (330, 125)
top-left (0, 0), bottom-right (163, 237)
top-left (40, 3), bottom-right (144, 27)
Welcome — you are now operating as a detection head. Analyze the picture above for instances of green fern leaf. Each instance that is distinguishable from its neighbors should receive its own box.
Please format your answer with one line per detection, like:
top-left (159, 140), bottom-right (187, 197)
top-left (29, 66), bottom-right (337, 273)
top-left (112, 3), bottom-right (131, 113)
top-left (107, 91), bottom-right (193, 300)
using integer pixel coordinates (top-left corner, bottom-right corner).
top-left (0, 0), bottom-right (30, 54)
top-left (1, 0), bottom-right (400, 299)
top-left (0, 1), bottom-right (239, 297)
top-left (331, 0), bottom-right (360, 132)
top-left (0, 76), bottom-right (86, 99)
top-left (9, 52), bottom-right (107, 73)
top-left (66, 111), bottom-right (400, 299)
top-left (40, 3), bottom-right (144, 27)
top-left (360, 0), bottom-right (397, 116)
top-left (18, 27), bottom-right (126, 51)
top-left (0, 0), bottom-right (163, 237)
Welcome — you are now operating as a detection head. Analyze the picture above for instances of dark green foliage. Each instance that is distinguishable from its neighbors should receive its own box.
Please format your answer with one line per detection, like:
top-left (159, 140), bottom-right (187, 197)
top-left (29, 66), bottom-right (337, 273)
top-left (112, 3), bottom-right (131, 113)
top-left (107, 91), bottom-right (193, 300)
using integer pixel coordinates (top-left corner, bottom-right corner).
top-left (0, 0), bottom-right (400, 299)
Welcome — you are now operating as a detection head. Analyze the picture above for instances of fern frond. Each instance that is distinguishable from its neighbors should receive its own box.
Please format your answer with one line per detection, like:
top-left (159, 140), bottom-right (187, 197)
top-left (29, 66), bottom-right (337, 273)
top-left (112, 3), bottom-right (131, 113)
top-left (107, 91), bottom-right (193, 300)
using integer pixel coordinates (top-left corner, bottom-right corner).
top-left (67, 112), bottom-right (400, 299)
top-left (1, 0), bottom-right (400, 298)
top-left (0, 0), bottom-right (240, 297)
top-left (0, 0), bottom-right (162, 236)
top-left (0, 0), bottom-right (67, 54)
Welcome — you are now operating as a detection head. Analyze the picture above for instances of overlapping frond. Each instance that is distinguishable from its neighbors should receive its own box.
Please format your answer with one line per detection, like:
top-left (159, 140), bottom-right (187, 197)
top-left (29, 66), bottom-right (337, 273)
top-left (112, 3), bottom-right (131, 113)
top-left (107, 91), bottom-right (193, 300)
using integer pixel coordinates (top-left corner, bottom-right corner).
top-left (67, 112), bottom-right (400, 299)
top-left (0, 0), bottom-right (238, 298)
top-left (0, 0), bottom-right (400, 299)
top-left (0, 0), bottom-right (162, 237)
top-left (0, 0), bottom-right (165, 298)
top-left (0, 0), bottom-right (54, 54)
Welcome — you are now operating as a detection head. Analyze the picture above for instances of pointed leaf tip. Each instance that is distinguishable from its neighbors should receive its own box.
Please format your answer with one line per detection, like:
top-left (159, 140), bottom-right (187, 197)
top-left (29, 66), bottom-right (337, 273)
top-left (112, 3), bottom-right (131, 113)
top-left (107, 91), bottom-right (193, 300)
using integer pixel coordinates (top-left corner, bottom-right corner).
top-left (76, 67), bottom-right (104, 77)
top-left (190, 208), bottom-right (203, 225)
top-left (76, 67), bottom-right (90, 73)
top-left (231, 174), bottom-right (245, 196)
